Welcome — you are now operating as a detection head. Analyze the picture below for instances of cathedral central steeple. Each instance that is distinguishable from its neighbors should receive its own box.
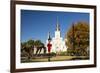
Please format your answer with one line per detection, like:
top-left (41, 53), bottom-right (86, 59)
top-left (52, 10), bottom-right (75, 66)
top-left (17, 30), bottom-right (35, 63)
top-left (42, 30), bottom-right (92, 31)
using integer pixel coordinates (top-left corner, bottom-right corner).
top-left (56, 17), bottom-right (60, 31)
top-left (55, 17), bottom-right (61, 38)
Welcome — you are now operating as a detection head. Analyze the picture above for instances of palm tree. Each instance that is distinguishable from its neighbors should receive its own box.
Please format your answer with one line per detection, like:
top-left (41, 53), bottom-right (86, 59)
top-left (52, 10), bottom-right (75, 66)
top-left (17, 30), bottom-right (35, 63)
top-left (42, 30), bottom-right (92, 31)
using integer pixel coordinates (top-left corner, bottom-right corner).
top-left (21, 39), bottom-right (34, 60)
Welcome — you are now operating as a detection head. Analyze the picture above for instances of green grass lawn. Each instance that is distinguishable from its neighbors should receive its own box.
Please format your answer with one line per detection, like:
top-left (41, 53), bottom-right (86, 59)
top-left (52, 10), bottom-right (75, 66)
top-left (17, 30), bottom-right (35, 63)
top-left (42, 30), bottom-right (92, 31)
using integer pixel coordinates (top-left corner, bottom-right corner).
top-left (21, 56), bottom-right (89, 63)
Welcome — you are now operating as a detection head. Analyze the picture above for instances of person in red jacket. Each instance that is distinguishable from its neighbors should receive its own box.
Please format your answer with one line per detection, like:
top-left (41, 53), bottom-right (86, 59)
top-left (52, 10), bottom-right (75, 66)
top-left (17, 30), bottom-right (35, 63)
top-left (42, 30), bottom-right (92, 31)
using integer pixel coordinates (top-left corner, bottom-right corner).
top-left (47, 41), bottom-right (52, 53)
top-left (47, 40), bottom-right (52, 61)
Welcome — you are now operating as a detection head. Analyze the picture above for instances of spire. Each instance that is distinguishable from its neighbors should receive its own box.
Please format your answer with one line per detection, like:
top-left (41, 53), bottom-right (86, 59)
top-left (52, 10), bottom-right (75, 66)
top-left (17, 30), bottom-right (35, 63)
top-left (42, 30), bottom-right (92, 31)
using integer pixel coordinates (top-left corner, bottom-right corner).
top-left (56, 17), bottom-right (60, 31)
top-left (48, 32), bottom-right (51, 41)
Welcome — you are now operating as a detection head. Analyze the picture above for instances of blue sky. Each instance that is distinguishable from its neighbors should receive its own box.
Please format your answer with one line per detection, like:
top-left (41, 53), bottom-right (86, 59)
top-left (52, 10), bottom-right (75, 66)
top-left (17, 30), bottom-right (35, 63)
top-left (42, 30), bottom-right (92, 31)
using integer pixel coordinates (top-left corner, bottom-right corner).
top-left (21, 10), bottom-right (89, 43)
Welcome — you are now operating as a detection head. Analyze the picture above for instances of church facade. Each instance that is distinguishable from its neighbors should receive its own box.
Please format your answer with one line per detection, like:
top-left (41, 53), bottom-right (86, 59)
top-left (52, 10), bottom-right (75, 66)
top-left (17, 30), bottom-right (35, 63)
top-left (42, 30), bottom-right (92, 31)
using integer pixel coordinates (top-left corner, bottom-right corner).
top-left (46, 19), bottom-right (67, 53)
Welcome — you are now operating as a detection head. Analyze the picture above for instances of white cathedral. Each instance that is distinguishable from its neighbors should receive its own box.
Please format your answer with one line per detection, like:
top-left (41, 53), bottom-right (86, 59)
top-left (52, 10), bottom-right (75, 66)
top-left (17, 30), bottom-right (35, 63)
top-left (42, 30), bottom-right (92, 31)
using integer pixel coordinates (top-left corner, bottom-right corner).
top-left (46, 19), bottom-right (67, 53)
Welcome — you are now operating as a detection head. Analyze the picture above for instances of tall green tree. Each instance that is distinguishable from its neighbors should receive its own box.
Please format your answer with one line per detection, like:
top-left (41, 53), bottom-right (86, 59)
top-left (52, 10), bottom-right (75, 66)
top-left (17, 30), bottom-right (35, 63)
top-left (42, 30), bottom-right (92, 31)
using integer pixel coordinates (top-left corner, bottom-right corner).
top-left (65, 22), bottom-right (89, 56)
